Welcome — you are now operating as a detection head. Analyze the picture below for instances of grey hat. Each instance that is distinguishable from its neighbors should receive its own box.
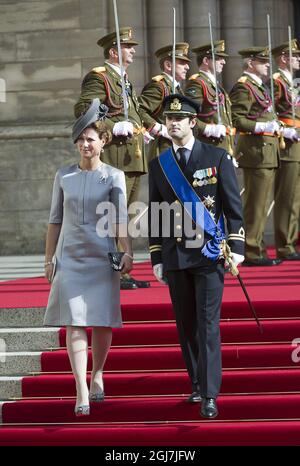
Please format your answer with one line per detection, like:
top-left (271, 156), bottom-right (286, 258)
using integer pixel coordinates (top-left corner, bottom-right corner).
top-left (72, 98), bottom-right (108, 143)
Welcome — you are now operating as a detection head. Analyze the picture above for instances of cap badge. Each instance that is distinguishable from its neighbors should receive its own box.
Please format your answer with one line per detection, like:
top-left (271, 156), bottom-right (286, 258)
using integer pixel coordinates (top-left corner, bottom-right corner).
top-left (170, 98), bottom-right (182, 111)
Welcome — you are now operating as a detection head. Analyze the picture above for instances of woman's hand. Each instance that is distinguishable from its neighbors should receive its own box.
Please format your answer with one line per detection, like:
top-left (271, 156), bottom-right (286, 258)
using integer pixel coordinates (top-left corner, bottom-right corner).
top-left (44, 263), bottom-right (54, 283)
top-left (119, 253), bottom-right (133, 274)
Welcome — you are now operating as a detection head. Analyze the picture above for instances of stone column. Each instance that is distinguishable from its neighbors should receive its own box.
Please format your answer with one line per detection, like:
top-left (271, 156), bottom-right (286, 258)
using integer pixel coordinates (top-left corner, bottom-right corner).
top-left (220, 0), bottom-right (254, 89)
top-left (184, 0), bottom-right (220, 75)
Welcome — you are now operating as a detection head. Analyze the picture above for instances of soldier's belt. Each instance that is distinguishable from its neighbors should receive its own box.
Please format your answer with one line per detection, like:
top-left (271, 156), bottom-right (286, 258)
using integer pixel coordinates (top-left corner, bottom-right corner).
top-left (239, 131), bottom-right (276, 137)
top-left (279, 118), bottom-right (300, 128)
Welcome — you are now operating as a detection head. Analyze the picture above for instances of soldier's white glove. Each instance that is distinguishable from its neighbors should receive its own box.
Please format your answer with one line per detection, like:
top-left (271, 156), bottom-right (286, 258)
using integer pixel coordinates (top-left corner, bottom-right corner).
top-left (204, 124), bottom-right (226, 139)
top-left (254, 121), bottom-right (280, 134)
top-left (153, 263), bottom-right (165, 284)
top-left (151, 123), bottom-right (172, 141)
top-left (225, 253), bottom-right (245, 269)
top-left (113, 121), bottom-right (134, 137)
top-left (232, 157), bottom-right (239, 168)
top-left (143, 130), bottom-right (154, 144)
top-left (283, 127), bottom-right (299, 142)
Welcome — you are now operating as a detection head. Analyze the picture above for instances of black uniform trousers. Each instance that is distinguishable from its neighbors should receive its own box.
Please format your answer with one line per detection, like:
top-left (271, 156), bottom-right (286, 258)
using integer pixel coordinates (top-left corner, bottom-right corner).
top-left (166, 261), bottom-right (225, 399)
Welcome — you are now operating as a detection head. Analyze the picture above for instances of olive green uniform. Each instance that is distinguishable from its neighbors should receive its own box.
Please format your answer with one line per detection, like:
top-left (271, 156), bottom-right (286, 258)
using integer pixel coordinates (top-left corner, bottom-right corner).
top-left (273, 69), bottom-right (300, 257)
top-left (74, 63), bottom-right (147, 206)
top-left (138, 73), bottom-right (183, 160)
top-left (230, 73), bottom-right (280, 260)
top-left (185, 71), bottom-right (235, 153)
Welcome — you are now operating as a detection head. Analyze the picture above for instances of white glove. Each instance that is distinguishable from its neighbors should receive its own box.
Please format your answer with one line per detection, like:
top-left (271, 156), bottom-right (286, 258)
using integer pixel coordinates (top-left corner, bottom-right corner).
top-left (153, 263), bottom-right (166, 284)
top-left (151, 123), bottom-right (172, 140)
top-left (283, 127), bottom-right (299, 142)
top-left (254, 121), bottom-right (280, 134)
top-left (143, 130), bottom-right (154, 144)
top-left (225, 253), bottom-right (244, 269)
top-left (204, 124), bottom-right (226, 139)
top-left (113, 121), bottom-right (134, 137)
top-left (232, 157), bottom-right (239, 168)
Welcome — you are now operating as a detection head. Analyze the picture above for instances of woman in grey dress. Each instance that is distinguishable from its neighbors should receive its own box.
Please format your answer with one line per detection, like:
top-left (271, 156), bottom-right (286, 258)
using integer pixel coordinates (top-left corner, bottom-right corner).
top-left (44, 99), bottom-right (133, 416)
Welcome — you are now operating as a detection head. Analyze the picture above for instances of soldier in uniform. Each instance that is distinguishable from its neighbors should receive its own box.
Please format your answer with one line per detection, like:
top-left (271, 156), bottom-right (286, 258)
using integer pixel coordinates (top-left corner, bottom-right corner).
top-left (74, 27), bottom-right (150, 289)
top-left (272, 40), bottom-right (300, 260)
top-left (184, 40), bottom-right (235, 155)
top-left (148, 94), bottom-right (244, 418)
top-left (138, 43), bottom-right (190, 160)
top-left (230, 47), bottom-right (282, 266)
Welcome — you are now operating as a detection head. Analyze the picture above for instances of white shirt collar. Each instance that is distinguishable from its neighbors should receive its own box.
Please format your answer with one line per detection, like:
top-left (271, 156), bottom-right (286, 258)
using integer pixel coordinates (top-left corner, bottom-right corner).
top-left (244, 71), bottom-right (263, 86)
top-left (173, 135), bottom-right (195, 154)
top-left (199, 69), bottom-right (216, 85)
top-left (278, 67), bottom-right (292, 84)
top-left (163, 72), bottom-right (180, 89)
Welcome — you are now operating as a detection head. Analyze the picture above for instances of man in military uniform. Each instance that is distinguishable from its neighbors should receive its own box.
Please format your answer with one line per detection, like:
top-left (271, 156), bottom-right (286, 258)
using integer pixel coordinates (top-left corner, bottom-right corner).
top-left (138, 43), bottom-right (190, 160)
top-left (230, 47), bottom-right (282, 266)
top-left (184, 40), bottom-right (235, 155)
top-left (148, 94), bottom-right (244, 418)
top-left (74, 27), bottom-right (149, 289)
top-left (272, 39), bottom-right (300, 260)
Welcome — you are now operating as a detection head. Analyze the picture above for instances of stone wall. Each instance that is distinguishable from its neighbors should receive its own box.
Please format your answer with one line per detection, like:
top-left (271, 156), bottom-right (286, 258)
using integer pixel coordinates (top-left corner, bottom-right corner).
top-left (0, 0), bottom-right (296, 254)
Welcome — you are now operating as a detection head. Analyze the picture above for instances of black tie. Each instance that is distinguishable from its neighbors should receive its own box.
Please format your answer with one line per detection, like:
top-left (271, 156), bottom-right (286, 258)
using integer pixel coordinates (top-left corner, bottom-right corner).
top-left (177, 148), bottom-right (188, 171)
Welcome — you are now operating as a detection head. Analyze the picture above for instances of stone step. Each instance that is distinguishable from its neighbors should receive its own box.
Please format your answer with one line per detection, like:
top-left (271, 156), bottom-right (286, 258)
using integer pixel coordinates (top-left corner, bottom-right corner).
top-left (0, 307), bottom-right (45, 328)
top-left (0, 377), bottom-right (22, 400)
top-left (0, 352), bottom-right (41, 376)
top-left (0, 328), bottom-right (59, 351)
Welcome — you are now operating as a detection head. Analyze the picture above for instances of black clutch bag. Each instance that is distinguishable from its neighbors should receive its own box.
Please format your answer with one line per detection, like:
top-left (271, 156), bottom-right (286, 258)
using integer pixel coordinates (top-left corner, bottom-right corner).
top-left (108, 252), bottom-right (124, 271)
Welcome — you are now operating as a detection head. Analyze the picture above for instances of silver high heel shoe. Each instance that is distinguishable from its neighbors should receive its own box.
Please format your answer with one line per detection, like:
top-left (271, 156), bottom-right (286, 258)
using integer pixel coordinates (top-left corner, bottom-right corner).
top-left (89, 391), bottom-right (105, 402)
top-left (74, 404), bottom-right (90, 416)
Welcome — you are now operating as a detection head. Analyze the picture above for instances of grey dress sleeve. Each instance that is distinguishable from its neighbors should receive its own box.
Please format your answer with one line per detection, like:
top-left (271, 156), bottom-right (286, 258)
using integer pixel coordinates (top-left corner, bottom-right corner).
top-left (110, 170), bottom-right (128, 224)
top-left (49, 170), bottom-right (63, 224)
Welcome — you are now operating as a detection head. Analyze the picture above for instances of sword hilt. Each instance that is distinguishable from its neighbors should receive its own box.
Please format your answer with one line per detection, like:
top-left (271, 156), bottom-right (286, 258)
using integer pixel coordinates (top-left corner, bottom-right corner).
top-left (221, 240), bottom-right (239, 276)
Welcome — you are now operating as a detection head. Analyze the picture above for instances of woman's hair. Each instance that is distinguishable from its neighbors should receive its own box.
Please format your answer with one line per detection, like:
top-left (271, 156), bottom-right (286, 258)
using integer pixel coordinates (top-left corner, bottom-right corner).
top-left (87, 121), bottom-right (112, 144)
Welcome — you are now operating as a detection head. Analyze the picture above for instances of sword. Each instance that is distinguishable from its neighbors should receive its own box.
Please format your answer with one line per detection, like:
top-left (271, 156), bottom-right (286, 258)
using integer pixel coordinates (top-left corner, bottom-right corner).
top-left (288, 25), bottom-right (296, 127)
top-left (112, 0), bottom-right (128, 120)
top-left (208, 12), bottom-right (221, 125)
top-left (172, 7), bottom-right (176, 94)
top-left (221, 241), bottom-right (263, 333)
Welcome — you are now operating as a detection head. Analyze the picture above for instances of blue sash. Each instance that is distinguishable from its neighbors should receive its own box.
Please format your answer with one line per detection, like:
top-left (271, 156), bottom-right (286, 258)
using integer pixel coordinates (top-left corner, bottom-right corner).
top-left (158, 148), bottom-right (226, 261)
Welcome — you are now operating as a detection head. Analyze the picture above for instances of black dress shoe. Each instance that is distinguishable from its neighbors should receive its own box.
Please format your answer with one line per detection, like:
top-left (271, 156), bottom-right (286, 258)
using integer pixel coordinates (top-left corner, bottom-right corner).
top-left (130, 277), bottom-right (151, 288)
top-left (120, 277), bottom-right (138, 290)
top-left (243, 258), bottom-right (282, 266)
top-left (280, 252), bottom-right (300, 261)
top-left (186, 391), bottom-right (202, 403)
top-left (200, 398), bottom-right (218, 419)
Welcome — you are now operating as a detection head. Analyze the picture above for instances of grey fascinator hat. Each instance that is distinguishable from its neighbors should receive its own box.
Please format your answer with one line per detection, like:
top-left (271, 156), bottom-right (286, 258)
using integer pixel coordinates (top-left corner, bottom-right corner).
top-left (72, 98), bottom-right (109, 143)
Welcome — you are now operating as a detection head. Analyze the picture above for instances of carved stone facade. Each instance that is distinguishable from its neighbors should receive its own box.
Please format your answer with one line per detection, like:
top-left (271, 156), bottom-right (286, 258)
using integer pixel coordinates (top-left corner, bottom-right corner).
top-left (0, 0), bottom-right (297, 253)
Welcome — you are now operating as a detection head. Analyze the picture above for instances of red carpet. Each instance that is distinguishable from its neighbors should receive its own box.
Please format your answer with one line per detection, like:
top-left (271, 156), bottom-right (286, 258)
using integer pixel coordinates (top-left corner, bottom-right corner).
top-left (1, 255), bottom-right (300, 445)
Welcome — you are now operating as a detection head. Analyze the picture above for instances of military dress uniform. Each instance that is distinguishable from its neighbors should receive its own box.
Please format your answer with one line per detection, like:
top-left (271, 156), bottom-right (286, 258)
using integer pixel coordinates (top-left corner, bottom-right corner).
top-left (272, 40), bottom-right (300, 260)
top-left (138, 43), bottom-right (190, 160)
top-left (74, 27), bottom-right (147, 208)
top-left (74, 27), bottom-right (149, 289)
top-left (185, 41), bottom-right (235, 154)
top-left (230, 47), bottom-right (280, 264)
top-left (148, 95), bottom-right (244, 417)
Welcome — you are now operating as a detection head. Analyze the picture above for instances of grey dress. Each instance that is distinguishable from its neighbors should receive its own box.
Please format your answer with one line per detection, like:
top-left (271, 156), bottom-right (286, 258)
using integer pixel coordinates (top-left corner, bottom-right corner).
top-left (44, 163), bottom-right (127, 327)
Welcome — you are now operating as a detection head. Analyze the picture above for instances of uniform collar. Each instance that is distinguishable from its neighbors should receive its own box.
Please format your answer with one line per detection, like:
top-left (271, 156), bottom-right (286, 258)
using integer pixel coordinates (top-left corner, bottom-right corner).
top-left (244, 71), bottom-right (263, 86)
top-left (163, 72), bottom-right (180, 89)
top-left (105, 62), bottom-right (127, 78)
top-left (199, 69), bottom-right (216, 85)
top-left (278, 67), bottom-right (292, 84)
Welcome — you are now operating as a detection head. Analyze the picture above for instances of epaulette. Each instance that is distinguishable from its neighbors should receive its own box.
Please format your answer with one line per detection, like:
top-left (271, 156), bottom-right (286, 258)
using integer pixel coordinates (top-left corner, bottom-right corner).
top-left (237, 76), bottom-right (248, 83)
top-left (273, 72), bottom-right (280, 80)
top-left (92, 66), bottom-right (106, 73)
top-left (189, 73), bottom-right (200, 80)
top-left (152, 75), bottom-right (164, 82)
